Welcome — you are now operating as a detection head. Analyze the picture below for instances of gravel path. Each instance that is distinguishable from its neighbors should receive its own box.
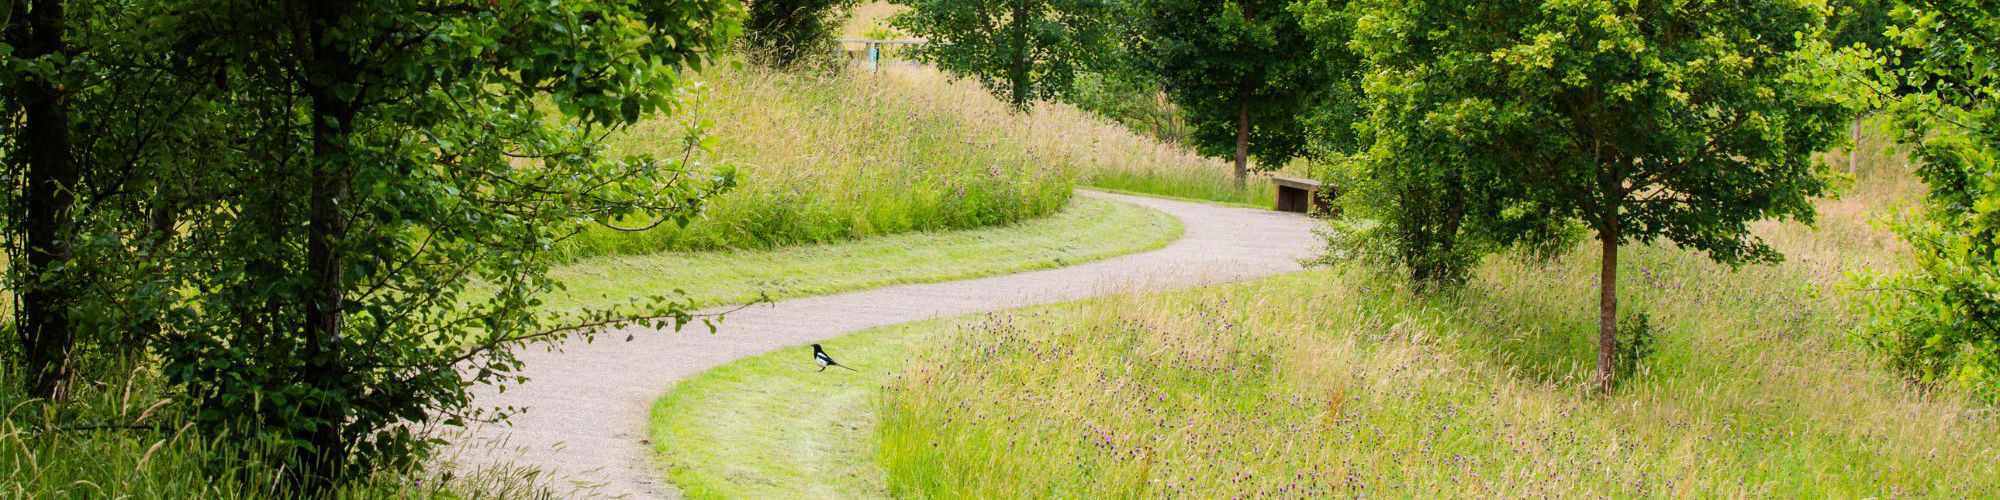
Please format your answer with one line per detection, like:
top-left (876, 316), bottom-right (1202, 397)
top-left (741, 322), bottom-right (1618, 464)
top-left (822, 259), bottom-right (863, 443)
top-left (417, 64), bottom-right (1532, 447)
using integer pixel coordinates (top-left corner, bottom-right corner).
top-left (452, 191), bottom-right (1322, 498)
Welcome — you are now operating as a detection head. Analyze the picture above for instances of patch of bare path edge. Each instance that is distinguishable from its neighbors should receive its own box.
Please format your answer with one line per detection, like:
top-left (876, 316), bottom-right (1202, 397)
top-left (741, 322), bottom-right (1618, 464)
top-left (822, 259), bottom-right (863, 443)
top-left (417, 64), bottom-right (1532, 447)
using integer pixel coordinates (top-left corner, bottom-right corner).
top-left (453, 191), bottom-right (1322, 498)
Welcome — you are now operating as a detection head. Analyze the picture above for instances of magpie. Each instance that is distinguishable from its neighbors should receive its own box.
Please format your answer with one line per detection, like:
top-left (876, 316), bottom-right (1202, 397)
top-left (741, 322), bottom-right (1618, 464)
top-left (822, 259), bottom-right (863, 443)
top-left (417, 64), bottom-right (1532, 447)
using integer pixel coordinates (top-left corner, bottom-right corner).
top-left (812, 343), bottom-right (858, 372)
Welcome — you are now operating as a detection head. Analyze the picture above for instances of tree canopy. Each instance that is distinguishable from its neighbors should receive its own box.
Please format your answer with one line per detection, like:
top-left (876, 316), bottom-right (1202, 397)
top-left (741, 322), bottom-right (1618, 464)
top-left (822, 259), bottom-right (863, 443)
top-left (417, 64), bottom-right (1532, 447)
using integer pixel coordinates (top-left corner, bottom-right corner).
top-left (5, 0), bottom-right (743, 491)
top-left (1863, 0), bottom-right (2000, 402)
top-left (1332, 0), bottom-right (1852, 389)
top-left (1129, 0), bottom-right (1333, 186)
top-left (744, 0), bottom-right (860, 69)
top-left (891, 0), bottom-right (1119, 109)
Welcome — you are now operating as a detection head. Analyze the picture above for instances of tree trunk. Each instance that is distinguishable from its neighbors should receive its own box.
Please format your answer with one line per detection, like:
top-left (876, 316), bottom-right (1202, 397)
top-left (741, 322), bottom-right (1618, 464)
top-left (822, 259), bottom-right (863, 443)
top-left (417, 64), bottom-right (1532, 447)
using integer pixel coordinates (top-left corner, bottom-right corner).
top-left (129, 193), bottom-right (175, 360)
top-left (301, 0), bottom-right (357, 488)
top-left (1848, 113), bottom-right (1862, 174)
top-left (1234, 97), bottom-right (1250, 188)
top-left (303, 98), bottom-right (352, 488)
top-left (1007, 1), bottom-right (1031, 109)
top-left (11, 0), bottom-right (80, 400)
top-left (1596, 221), bottom-right (1619, 393)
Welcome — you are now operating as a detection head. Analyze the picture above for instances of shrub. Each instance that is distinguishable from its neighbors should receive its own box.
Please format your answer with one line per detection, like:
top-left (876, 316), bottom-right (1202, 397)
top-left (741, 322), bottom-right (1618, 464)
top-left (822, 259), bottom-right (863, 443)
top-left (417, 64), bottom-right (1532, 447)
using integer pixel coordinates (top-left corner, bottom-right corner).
top-left (743, 0), bottom-right (859, 69)
top-left (1861, 0), bottom-right (2000, 403)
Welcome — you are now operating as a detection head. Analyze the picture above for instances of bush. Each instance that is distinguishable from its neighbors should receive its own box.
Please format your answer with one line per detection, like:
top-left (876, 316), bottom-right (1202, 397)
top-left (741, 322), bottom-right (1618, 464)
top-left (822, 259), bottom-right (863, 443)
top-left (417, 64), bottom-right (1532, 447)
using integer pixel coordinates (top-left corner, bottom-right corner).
top-left (742, 0), bottom-right (859, 69)
top-left (1861, 0), bottom-right (2000, 404)
top-left (0, 365), bottom-right (558, 498)
top-left (1617, 311), bottom-right (1657, 380)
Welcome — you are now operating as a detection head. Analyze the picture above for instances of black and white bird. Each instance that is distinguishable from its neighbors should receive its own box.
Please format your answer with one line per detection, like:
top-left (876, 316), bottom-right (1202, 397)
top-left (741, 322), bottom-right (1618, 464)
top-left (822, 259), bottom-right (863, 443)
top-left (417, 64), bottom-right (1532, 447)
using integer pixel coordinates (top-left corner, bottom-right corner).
top-left (812, 343), bottom-right (858, 372)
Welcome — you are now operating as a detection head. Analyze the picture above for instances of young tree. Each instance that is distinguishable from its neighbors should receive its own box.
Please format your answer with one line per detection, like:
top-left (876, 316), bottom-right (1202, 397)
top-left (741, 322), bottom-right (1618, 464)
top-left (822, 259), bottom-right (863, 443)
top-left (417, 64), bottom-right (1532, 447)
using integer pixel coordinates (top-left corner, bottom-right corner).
top-left (145, 0), bottom-right (741, 489)
top-left (1129, 0), bottom-right (1328, 186)
top-left (891, 0), bottom-right (1119, 109)
top-left (1862, 0), bottom-right (2000, 402)
top-left (744, 0), bottom-right (859, 69)
top-left (1345, 0), bottom-right (1851, 390)
top-left (1829, 0), bottom-right (1894, 172)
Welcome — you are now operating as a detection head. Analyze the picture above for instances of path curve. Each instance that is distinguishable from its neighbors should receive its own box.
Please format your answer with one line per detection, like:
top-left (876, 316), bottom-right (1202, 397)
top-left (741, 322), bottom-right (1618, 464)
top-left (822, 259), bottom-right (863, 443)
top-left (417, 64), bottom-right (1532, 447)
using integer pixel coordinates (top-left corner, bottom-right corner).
top-left (455, 191), bottom-right (1322, 498)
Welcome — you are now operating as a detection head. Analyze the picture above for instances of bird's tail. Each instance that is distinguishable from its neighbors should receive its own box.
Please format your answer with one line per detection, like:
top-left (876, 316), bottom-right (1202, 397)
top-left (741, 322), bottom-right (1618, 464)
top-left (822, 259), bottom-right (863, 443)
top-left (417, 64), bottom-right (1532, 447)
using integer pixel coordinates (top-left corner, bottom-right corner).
top-left (837, 364), bottom-right (860, 372)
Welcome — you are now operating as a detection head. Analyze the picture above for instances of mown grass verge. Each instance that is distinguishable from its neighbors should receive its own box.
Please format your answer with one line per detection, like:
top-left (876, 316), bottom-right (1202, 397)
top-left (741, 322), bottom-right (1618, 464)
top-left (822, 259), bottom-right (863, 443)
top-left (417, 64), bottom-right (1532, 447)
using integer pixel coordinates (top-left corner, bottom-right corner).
top-left (543, 193), bottom-right (1180, 312)
top-left (650, 319), bottom-right (938, 499)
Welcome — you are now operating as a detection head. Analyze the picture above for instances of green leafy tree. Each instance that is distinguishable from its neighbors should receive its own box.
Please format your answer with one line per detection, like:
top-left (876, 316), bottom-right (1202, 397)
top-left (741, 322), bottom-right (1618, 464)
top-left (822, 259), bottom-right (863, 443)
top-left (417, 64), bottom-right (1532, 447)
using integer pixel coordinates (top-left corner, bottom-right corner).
top-left (1129, 0), bottom-right (1332, 186)
top-left (891, 0), bottom-right (1119, 109)
top-left (1, 0), bottom-right (212, 398)
top-left (1863, 0), bottom-right (2000, 402)
top-left (1, 0), bottom-right (86, 400)
top-left (744, 0), bottom-right (859, 69)
top-left (1341, 0), bottom-right (1851, 390)
top-left (1831, 0), bottom-right (1894, 50)
top-left (139, 0), bottom-right (741, 489)
top-left (1829, 0), bottom-right (1894, 172)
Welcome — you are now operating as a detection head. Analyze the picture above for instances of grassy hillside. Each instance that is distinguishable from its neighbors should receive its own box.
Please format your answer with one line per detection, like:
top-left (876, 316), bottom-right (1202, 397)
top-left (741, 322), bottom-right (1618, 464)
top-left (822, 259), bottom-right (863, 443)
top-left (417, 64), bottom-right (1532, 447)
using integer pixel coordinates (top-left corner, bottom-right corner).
top-left (876, 131), bottom-right (1991, 497)
top-left (650, 124), bottom-right (1999, 497)
top-left (557, 52), bottom-right (1270, 260)
top-left (560, 62), bottom-right (1074, 258)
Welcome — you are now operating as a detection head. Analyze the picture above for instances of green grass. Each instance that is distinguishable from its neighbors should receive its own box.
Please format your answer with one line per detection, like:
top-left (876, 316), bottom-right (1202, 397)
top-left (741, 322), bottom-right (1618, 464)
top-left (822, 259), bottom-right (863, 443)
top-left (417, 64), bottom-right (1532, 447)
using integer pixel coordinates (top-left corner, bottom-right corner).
top-left (548, 30), bottom-right (1279, 260)
top-left (0, 189), bottom-right (1179, 500)
top-left (559, 61), bottom-right (1076, 259)
top-left (639, 193), bottom-right (1180, 499)
top-left (649, 140), bottom-right (2000, 497)
top-left (0, 365), bottom-right (564, 499)
top-left (872, 145), bottom-right (1994, 497)
top-left (543, 194), bottom-right (1180, 312)
top-left (650, 320), bottom-right (943, 499)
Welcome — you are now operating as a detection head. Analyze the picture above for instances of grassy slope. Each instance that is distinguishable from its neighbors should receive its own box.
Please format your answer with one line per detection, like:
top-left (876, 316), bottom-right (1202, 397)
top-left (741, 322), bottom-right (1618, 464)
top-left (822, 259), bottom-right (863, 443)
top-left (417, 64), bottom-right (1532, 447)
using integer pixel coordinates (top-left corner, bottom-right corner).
top-left (561, 61), bottom-right (1075, 259)
top-left (840, 2), bottom-right (1278, 208)
top-left (560, 49), bottom-right (1281, 260)
top-left (868, 66), bottom-right (1280, 208)
top-left (876, 130), bottom-right (1998, 497)
top-left (543, 194), bottom-right (1180, 312)
top-left (652, 127), bottom-right (2000, 497)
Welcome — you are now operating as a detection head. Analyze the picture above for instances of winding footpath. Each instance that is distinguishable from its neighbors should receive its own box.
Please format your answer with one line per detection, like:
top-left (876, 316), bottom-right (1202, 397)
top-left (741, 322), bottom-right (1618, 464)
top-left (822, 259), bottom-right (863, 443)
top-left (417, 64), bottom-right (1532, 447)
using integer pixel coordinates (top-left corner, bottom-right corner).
top-left (453, 191), bottom-right (1322, 498)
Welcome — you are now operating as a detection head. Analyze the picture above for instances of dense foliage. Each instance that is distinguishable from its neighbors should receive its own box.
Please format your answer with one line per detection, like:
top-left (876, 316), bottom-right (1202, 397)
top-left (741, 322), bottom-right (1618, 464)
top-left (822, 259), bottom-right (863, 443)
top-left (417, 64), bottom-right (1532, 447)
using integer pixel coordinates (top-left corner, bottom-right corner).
top-left (3, 0), bottom-right (741, 492)
top-left (1324, 0), bottom-right (1852, 389)
top-left (1128, 0), bottom-right (1339, 185)
top-left (743, 0), bottom-right (859, 68)
top-left (1865, 0), bottom-right (2000, 402)
top-left (890, 0), bottom-right (1119, 108)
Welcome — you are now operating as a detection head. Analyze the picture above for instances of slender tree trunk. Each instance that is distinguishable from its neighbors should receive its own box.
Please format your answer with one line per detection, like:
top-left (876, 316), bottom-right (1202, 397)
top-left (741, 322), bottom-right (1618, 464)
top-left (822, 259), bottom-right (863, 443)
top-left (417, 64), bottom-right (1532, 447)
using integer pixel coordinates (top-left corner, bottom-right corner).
top-left (303, 98), bottom-right (352, 488)
top-left (11, 0), bottom-right (80, 400)
top-left (1007, 0), bottom-right (1031, 109)
top-left (1848, 113), bottom-right (1862, 174)
top-left (1233, 96), bottom-right (1250, 188)
top-left (129, 192), bottom-right (175, 360)
top-left (301, 0), bottom-right (357, 487)
top-left (1596, 219), bottom-right (1620, 393)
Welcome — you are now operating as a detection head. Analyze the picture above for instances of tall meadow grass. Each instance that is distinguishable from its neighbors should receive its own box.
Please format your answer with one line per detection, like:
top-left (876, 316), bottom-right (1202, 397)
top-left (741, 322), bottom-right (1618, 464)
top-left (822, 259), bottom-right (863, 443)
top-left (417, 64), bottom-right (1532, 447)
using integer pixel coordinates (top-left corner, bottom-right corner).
top-left (560, 56), bottom-right (1271, 260)
top-left (560, 62), bottom-right (1075, 258)
top-left (875, 131), bottom-right (1997, 496)
top-left (874, 67), bottom-right (1275, 207)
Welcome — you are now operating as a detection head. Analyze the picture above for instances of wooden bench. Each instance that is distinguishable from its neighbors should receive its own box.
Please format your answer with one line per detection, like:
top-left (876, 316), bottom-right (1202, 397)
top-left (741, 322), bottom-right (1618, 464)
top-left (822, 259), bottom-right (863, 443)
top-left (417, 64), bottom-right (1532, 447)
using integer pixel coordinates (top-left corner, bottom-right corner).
top-left (1273, 176), bottom-right (1330, 214)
